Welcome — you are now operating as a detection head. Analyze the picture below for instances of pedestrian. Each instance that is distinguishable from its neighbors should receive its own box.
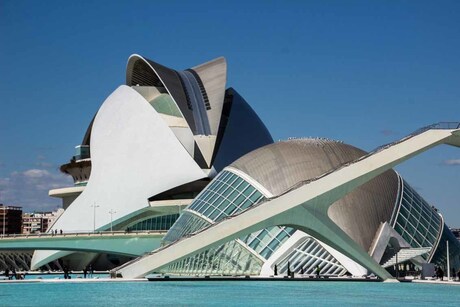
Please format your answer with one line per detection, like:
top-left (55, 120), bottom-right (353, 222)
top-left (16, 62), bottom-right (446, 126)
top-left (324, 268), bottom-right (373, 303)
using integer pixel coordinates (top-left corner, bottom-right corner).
top-left (316, 265), bottom-right (321, 278)
top-left (88, 265), bottom-right (93, 278)
top-left (60, 229), bottom-right (63, 235)
top-left (63, 266), bottom-right (69, 279)
top-left (438, 267), bottom-right (444, 280)
top-left (287, 261), bottom-right (291, 277)
top-left (83, 267), bottom-right (87, 279)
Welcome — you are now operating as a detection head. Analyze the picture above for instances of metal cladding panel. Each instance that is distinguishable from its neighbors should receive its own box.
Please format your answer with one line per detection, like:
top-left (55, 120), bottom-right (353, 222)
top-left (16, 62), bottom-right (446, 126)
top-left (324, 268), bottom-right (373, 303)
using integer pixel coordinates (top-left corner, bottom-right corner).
top-left (191, 57), bottom-right (227, 136)
top-left (211, 88), bottom-right (274, 172)
top-left (328, 170), bottom-right (398, 251)
top-left (81, 114), bottom-right (96, 146)
top-left (126, 55), bottom-right (196, 133)
top-left (143, 58), bottom-right (196, 132)
top-left (230, 139), bottom-right (398, 252)
top-left (230, 139), bottom-right (365, 196)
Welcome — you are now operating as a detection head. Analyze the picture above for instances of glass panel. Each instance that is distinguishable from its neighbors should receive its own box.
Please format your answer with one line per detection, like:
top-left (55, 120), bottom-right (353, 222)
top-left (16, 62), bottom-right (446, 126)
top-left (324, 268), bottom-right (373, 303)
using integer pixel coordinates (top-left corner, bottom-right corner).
top-left (150, 94), bottom-right (183, 117)
top-left (127, 213), bottom-right (179, 231)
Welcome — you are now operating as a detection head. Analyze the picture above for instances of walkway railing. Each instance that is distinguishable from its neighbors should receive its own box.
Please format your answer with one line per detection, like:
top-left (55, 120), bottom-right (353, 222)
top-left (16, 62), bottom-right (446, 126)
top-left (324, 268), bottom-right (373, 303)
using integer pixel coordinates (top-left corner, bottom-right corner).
top-left (0, 230), bottom-right (167, 240)
top-left (113, 122), bottom-right (460, 273)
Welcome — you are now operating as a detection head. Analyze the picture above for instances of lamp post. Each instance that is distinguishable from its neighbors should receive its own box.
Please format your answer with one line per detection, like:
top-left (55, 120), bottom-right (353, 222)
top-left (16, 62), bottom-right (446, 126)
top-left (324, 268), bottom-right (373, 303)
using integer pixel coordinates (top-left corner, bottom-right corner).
top-left (109, 209), bottom-right (116, 232)
top-left (90, 203), bottom-right (100, 233)
top-left (1, 192), bottom-right (5, 237)
top-left (447, 240), bottom-right (450, 281)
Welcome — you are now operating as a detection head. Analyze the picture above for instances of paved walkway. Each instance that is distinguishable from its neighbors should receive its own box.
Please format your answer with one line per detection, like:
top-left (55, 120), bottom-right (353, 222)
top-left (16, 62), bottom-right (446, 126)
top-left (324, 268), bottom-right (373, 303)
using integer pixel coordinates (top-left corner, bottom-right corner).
top-left (411, 278), bottom-right (460, 286)
top-left (0, 277), bottom-right (147, 284)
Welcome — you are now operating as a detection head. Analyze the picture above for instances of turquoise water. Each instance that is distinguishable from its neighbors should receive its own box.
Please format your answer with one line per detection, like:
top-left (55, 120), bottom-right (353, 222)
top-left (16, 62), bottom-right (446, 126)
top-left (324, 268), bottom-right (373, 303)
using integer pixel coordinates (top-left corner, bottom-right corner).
top-left (0, 281), bottom-right (459, 306)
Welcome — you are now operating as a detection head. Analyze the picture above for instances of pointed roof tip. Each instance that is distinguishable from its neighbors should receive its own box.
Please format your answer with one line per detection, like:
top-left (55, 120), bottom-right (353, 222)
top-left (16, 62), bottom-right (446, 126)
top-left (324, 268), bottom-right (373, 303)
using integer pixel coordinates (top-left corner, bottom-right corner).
top-left (191, 56), bottom-right (227, 71)
top-left (127, 54), bottom-right (226, 70)
top-left (126, 53), bottom-right (144, 66)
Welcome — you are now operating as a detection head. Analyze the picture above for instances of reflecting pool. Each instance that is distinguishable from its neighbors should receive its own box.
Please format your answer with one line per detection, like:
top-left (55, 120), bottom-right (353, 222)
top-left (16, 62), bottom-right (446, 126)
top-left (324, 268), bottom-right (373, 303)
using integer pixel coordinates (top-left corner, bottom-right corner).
top-left (0, 281), bottom-right (459, 306)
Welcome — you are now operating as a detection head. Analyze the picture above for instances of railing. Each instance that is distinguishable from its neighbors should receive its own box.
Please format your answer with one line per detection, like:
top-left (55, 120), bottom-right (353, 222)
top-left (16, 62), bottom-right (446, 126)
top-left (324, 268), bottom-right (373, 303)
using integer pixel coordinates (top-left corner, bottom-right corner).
top-left (0, 230), bottom-right (167, 240)
top-left (431, 122), bottom-right (460, 129)
top-left (113, 122), bottom-right (460, 272)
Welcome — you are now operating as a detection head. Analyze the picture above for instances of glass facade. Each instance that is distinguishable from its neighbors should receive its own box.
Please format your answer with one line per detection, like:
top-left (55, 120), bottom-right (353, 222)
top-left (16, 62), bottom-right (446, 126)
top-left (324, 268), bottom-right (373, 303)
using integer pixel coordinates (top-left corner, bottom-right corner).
top-left (161, 239), bottom-right (263, 276)
top-left (430, 226), bottom-right (460, 271)
top-left (160, 166), bottom-right (460, 277)
top-left (391, 178), bottom-right (442, 259)
top-left (241, 226), bottom-right (296, 260)
top-left (188, 170), bottom-right (264, 222)
top-left (161, 169), bottom-right (274, 275)
top-left (277, 237), bottom-right (347, 276)
top-left (127, 214), bottom-right (179, 232)
top-left (163, 211), bottom-right (211, 244)
top-left (161, 169), bottom-right (353, 276)
top-left (164, 170), bottom-right (265, 245)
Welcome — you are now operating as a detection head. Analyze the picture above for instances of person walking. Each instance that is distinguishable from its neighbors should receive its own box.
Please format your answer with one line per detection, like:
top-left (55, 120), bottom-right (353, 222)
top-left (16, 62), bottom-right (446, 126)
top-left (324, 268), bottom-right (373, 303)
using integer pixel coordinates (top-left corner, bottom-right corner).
top-left (316, 265), bottom-right (321, 278)
top-left (88, 265), bottom-right (93, 278)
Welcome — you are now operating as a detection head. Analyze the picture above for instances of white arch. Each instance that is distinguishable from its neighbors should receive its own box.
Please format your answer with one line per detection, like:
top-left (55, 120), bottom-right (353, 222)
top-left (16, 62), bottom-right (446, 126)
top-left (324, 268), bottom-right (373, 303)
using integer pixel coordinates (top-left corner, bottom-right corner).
top-left (115, 127), bottom-right (460, 280)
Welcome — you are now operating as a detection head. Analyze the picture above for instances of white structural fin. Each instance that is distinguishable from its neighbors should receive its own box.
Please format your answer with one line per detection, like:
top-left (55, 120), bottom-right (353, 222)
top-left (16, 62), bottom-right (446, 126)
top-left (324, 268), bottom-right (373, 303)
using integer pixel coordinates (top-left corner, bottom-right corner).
top-left (126, 54), bottom-right (228, 169)
top-left (32, 85), bottom-right (207, 269)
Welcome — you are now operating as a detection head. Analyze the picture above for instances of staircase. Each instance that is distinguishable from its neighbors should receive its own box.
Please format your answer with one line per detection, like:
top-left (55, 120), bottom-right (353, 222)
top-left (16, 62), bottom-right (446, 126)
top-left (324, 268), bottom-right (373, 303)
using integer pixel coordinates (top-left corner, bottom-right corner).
top-left (382, 247), bottom-right (431, 268)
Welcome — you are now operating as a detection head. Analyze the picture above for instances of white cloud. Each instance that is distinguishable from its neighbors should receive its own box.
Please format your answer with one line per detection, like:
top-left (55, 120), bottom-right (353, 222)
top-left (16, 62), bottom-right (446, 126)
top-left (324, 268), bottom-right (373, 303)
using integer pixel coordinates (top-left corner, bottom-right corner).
top-left (443, 159), bottom-right (460, 166)
top-left (0, 168), bottom-right (73, 212)
top-left (0, 178), bottom-right (10, 187)
top-left (23, 169), bottom-right (51, 178)
top-left (36, 161), bottom-right (53, 168)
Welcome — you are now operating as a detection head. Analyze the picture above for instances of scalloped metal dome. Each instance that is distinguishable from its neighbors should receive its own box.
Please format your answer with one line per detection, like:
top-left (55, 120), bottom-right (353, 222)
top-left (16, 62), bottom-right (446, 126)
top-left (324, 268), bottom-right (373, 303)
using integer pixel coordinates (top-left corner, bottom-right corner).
top-left (230, 138), bottom-right (368, 196)
top-left (230, 138), bottom-right (399, 251)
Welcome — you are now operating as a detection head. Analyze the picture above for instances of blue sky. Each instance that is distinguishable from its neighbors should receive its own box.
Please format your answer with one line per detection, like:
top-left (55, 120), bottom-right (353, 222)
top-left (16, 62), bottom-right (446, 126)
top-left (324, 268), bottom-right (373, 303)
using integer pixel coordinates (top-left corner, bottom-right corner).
top-left (0, 1), bottom-right (459, 225)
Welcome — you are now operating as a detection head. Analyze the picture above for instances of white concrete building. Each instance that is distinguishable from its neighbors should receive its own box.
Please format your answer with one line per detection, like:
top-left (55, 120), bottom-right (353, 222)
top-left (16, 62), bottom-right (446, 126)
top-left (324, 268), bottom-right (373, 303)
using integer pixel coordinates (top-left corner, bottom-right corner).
top-left (32, 55), bottom-right (273, 270)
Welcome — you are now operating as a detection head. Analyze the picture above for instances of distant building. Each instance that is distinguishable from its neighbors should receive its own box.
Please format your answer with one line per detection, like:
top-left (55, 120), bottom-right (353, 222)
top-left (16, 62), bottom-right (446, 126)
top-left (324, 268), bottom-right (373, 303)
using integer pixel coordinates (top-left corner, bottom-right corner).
top-left (22, 209), bottom-right (64, 234)
top-left (0, 204), bottom-right (23, 235)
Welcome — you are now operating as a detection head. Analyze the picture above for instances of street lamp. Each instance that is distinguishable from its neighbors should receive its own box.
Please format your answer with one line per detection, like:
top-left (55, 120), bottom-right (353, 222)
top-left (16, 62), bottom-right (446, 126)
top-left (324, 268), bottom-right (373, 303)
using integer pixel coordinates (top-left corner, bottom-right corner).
top-left (109, 209), bottom-right (116, 232)
top-left (447, 240), bottom-right (450, 281)
top-left (1, 192), bottom-right (5, 237)
top-left (90, 203), bottom-right (100, 233)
